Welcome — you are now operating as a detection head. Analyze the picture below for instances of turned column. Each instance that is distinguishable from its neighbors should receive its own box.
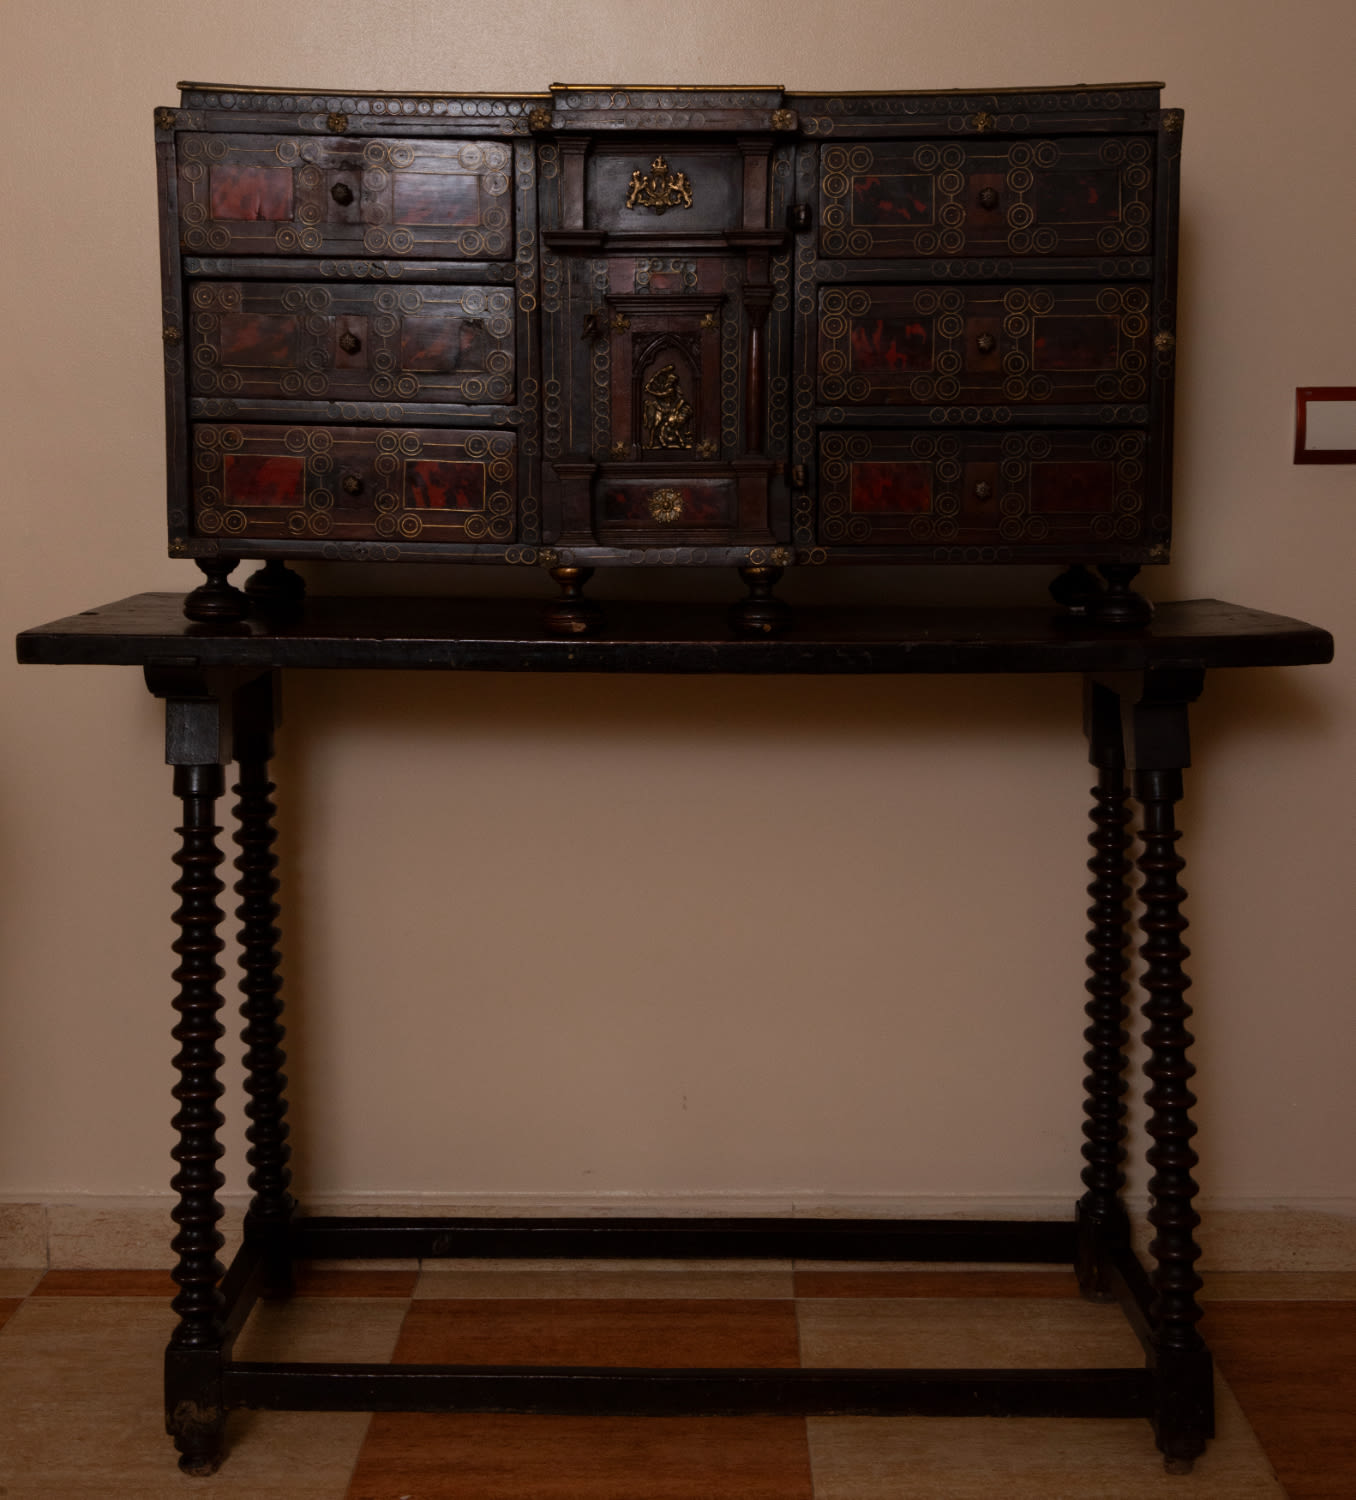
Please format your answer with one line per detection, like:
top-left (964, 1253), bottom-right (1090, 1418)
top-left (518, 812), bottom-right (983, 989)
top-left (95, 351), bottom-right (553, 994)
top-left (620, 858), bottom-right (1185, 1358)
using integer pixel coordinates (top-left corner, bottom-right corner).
top-left (1075, 679), bottom-right (1134, 1298)
top-left (231, 673), bottom-right (295, 1296)
top-left (1127, 667), bottom-right (1213, 1472)
top-left (146, 666), bottom-right (237, 1476)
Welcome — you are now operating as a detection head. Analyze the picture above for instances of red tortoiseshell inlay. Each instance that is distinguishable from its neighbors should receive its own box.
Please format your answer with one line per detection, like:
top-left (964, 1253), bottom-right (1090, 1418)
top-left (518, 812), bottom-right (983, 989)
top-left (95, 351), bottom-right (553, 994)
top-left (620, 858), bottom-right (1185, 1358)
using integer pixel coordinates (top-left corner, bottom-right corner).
top-left (392, 173), bottom-right (481, 227)
top-left (852, 175), bottom-right (934, 226)
top-left (850, 461), bottom-right (932, 513)
top-left (221, 454), bottom-right (305, 507)
top-left (1030, 461), bottom-right (1116, 513)
top-left (405, 460), bottom-right (486, 510)
top-left (1033, 170), bottom-right (1121, 223)
top-left (850, 315), bottom-right (933, 373)
top-left (1032, 316), bottom-right (1119, 371)
top-left (208, 165), bottom-right (294, 222)
top-left (400, 317), bottom-right (487, 372)
top-left (218, 313), bottom-right (299, 368)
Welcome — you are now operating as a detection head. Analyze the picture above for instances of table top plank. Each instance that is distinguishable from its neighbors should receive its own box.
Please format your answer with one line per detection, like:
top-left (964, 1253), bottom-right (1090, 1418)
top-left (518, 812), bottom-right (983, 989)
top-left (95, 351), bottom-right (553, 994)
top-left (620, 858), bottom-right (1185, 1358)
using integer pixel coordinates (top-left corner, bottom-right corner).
top-left (15, 594), bottom-right (1334, 675)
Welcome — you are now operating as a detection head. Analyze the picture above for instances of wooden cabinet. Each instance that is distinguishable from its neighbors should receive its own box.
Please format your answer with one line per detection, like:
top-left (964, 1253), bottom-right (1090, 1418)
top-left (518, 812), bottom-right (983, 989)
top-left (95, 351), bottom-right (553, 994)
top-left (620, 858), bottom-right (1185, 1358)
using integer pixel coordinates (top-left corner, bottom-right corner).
top-left (155, 82), bottom-right (1181, 621)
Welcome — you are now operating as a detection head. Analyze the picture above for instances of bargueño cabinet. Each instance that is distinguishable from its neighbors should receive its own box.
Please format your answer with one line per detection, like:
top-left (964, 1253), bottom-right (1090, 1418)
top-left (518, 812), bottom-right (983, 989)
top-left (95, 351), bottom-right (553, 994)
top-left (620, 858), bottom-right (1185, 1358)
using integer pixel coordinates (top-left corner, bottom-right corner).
top-left (154, 81), bottom-right (1182, 628)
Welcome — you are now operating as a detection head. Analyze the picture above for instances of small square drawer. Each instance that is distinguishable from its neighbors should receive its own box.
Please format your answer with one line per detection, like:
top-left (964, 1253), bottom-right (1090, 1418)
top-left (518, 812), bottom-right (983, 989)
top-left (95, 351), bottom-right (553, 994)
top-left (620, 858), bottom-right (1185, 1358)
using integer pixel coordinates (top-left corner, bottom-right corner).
top-left (191, 424), bottom-right (517, 544)
top-left (177, 134), bottom-right (513, 258)
top-left (818, 284), bottom-right (1153, 406)
top-left (819, 137), bottom-right (1153, 259)
top-left (187, 282), bottom-right (516, 404)
top-left (817, 429), bottom-right (1151, 551)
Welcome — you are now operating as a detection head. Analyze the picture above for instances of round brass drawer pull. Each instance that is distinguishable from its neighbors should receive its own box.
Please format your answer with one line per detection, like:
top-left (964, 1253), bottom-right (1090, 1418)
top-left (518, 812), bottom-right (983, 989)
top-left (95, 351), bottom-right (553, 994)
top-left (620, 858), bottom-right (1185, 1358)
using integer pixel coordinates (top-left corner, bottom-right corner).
top-left (341, 473), bottom-right (364, 497)
top-left (976, 333), bottom-right (996, 354)
top-left (338, 331), bottom-right (362, 355)
top-left (977, 187), bottom-right (999, 209)
top-left (648, 487), bottom-right (684, 524)
top-left (330, 182), bottom-right (355, 206)
top-left (975, 481), bottom-right (993, 501)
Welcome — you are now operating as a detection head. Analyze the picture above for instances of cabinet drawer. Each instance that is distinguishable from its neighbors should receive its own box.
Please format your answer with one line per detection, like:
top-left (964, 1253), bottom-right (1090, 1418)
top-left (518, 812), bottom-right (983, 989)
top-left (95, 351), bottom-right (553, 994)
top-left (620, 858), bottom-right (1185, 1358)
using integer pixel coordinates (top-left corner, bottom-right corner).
top-left (187, 282), bottom-right (516, 404)
top-left (818, 284), bottom-right (1153, 406)
top-left (596, 474), bottom-right (737, 540)
top-left (191, 424), bottom-right (516, 543)
top-left (819, 138), bottom-right (1153, 259)
top-left (177, 135), bottom-right (513, 258)
top-left (817, 429), bottom-right (1150, 550)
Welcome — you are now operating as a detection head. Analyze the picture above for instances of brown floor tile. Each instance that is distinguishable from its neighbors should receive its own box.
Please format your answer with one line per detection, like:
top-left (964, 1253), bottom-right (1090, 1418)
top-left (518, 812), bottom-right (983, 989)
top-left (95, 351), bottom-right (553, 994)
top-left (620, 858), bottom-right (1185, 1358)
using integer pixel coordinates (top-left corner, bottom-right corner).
top-left (394, 1297), bottom-right (801, 1367)
top-left (794, 1270), bottom-right (1080, 1299)
top-left (797, 1297), bottom-right (1144, 1369)
top-left (33, 1268), bottom-right (178, 1297)
top-left (806, 1376), bottom-right (1281, 1498)
top-left (292, 1267), bottom-right (419, 1297)
top-left (1204, 1300), bottom-right (1356, 1500)
top-left (0, 1298), bottom-right (21, 1333)
top-left (347, 1414), bottom-right (814, 1500)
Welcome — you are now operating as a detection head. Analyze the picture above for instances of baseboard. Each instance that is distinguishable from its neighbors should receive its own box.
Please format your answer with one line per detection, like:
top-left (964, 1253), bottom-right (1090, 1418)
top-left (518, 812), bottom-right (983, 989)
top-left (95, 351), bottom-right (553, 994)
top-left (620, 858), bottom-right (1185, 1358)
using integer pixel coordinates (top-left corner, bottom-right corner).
top-left (4, 1193), bottom-right (1355, 1272)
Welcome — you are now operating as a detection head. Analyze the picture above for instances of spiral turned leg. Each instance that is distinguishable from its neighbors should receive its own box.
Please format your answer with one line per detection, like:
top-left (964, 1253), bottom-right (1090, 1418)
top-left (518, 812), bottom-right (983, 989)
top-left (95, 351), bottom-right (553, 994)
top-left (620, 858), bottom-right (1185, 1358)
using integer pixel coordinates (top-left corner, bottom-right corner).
top-left (234, 736), bottom-right (295, 1297)
top-left (1135, 764), bottom-right (1213, 1469)
top-left (165, 763), bottom-right (229, 1475)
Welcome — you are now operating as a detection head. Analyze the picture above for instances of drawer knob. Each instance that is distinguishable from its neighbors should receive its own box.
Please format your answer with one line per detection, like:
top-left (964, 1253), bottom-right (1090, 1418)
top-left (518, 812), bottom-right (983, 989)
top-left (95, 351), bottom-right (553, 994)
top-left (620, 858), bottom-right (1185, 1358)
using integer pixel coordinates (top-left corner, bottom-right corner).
top-left (338, 331), bottom-right (362, 355)
top-left (974, 481), bottom-right (993, 501)
top-left (976, 333), bottom-right (996, 354)
top-left (648, 487), bottom-right (684, 524)
top-left (330, 182), bottom-right (355, 206)
top-left (341, 474), bottom-right (364, 497)
top-left (977, 187), bottom-right (999, 210)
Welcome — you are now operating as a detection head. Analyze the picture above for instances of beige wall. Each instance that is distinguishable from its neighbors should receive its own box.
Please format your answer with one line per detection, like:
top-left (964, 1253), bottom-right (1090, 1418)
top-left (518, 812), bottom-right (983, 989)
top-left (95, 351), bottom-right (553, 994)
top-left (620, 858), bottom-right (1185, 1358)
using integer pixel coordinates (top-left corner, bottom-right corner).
top-left (2, 1), bottom-right (1352, 1226)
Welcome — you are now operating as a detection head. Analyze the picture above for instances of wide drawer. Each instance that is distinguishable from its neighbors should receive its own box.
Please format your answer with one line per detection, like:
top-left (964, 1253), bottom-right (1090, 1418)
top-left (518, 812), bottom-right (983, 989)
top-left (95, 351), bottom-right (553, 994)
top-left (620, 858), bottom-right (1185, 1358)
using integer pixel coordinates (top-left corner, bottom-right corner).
top-left (817, 429), bottom-right (1150, 549)
top-left (177, 134), bottom-right (513, 258)
top-left (191, 424), bottom-right (516, 543)
top-left (186, 282), bottom-right (516, 404)
top-left (819, 137), bottom-right (1153, 259)
top-left (818, 284), bottom-right (1153, 406)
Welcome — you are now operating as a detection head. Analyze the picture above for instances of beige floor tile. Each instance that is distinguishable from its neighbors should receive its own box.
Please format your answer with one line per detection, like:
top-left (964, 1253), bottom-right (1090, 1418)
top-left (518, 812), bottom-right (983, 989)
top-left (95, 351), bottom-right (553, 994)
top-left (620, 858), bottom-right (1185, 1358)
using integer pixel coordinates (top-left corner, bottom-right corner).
top-left (1198, 1270), bottom-right (1356, 1300)
top-left (416, 1261), bottom-right (794, 1299)
top-left (0, 1268), bottom-right (43, 1297)
top-left (797, 1298), bottom-right (1145, 1369)
top-left (0, 1296), bottom-right (403, 1495)
top-left (806, 1377), bottom-right (1282, 1499)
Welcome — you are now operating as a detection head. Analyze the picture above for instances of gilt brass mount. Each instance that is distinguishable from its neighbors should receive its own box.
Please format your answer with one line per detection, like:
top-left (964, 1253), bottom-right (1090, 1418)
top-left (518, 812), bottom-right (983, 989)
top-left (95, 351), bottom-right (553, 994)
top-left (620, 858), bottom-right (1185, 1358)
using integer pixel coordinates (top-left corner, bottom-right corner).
top-left (648, 487), bottom-right (684, 523)
top-left (625, 155), bottom-right (693, 214)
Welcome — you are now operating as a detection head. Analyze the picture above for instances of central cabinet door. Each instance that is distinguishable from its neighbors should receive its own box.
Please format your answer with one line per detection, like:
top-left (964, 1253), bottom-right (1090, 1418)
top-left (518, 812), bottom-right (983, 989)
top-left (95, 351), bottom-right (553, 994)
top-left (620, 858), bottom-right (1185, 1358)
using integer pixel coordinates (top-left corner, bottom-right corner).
top-left (540, 124), bottom-right (785, 556)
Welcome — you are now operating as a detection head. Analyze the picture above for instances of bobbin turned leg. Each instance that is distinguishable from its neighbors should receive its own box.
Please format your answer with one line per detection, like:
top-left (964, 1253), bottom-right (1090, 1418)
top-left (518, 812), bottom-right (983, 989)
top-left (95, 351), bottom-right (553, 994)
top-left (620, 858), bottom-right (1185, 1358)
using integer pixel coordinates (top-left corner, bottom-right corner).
top-left (231, 673), bottom-right (295, 1298)
top-left (1128, 668), bottom-right (1213, 1472)
top-left (146, 668), bottom-right (236, 1475)
top-left (1075, 679), bottom-right (1133, 1300)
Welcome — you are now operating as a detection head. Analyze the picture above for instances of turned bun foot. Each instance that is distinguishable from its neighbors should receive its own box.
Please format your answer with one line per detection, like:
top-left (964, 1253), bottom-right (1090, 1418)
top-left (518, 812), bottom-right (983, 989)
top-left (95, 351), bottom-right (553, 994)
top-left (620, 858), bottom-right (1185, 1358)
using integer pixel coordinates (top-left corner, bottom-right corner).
top-left (729, 565), bottom-right (791, 637)
top-left (542, 566), bottom-right (605, 636)
top-left (244, 559), bottom-right (306, 616)
top-left (183, 558), bottom-right (249, 622)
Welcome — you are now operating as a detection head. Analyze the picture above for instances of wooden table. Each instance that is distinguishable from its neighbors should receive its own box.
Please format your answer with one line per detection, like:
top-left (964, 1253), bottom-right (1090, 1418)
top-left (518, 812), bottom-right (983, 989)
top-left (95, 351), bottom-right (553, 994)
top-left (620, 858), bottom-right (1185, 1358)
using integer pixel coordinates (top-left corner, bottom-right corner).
top-left (16, 593), bottom-right (1334, 1476)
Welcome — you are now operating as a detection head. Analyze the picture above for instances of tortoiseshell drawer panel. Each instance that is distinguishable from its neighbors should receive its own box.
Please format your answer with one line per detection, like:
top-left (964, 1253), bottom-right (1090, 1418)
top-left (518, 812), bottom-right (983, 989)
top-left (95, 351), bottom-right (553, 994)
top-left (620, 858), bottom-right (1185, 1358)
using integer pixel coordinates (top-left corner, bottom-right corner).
top-left (177, 135), bottom-right (513, 258)
top-left (818, 284), bottom-right (1153, 406)
top-left (819, 137), bottom-right (1153, 259)
top-left (192, 424), bottom-right (517, 543)
top-left (187, 282), bottom-right (516, 404)
top-left (817, 429), bottom-right (1151, 549)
